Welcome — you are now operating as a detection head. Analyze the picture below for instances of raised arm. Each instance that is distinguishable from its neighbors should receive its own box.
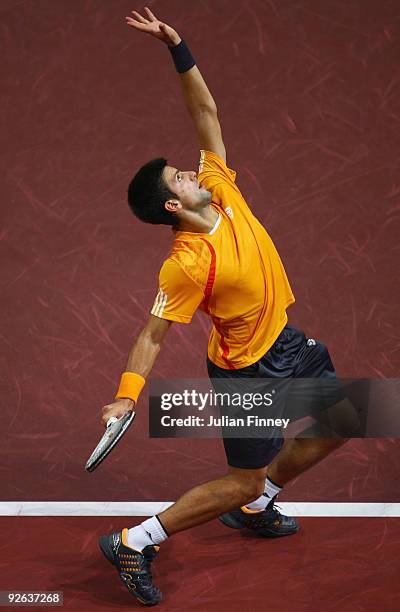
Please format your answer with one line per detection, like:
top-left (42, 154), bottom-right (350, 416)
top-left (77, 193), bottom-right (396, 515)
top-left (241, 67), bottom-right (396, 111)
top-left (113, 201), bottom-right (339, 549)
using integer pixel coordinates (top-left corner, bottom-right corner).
top-left (126, 6), bottom-right (226, 162)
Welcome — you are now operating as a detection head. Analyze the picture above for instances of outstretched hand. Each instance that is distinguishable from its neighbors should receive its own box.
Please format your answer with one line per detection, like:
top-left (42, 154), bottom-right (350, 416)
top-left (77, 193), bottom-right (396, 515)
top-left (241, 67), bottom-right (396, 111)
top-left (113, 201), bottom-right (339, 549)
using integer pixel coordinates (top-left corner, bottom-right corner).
top-left (126, 6), bottom-right (181, 46)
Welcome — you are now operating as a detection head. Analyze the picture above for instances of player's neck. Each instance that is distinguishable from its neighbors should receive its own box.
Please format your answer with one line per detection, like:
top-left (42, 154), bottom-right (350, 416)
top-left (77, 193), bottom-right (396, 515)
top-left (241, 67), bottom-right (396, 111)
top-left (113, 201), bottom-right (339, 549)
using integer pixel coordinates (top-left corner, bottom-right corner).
top-left (177, 205), bottom-right (219, 234)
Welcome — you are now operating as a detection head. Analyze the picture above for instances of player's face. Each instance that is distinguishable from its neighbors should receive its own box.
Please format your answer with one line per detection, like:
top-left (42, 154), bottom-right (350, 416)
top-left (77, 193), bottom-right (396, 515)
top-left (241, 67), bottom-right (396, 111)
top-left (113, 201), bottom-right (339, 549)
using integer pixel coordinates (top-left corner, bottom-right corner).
top-left (163, 165), bottom-right (211, 211)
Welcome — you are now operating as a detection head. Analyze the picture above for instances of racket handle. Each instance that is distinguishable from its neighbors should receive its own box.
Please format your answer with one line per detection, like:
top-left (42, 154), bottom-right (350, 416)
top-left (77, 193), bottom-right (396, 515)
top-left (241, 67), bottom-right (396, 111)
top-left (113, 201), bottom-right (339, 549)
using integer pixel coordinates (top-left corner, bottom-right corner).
top-left (106, 416), bottom-right (119, 427)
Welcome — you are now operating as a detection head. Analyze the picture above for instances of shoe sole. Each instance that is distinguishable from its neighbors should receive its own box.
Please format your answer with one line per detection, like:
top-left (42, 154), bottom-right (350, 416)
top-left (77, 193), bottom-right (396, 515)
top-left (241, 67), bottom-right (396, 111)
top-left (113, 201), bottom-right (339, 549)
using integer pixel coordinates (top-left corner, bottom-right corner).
top-left (98, 536), bottom-right (160, 607)
top-left (218, 515), bottom-right (300, 538)
top-left (218, 513), bottom-right (246, 529)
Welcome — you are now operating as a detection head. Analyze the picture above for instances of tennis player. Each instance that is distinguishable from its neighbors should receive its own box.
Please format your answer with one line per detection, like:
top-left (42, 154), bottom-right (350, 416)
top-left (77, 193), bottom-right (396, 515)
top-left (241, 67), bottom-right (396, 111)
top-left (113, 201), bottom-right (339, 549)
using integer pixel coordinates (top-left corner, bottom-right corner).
top-left (99, 7), bottom-right (347, 606)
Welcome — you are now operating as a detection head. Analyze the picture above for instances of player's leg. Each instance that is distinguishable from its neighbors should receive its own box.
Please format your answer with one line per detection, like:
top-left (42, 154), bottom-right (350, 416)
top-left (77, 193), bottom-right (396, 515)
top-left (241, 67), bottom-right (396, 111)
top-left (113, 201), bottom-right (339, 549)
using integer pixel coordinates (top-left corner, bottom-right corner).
top-left (215, 325), bottom-right (353, 535)
top-left (206, 349), bottom-right (299, 537)
top-left (267, 436), bottom-right (345, 485)
top-left (217, 437), bottom-right (299, 537)
top-left (99, 465), bottom-right (267, 605)
top-left (156, 464), bottom-right (268, 534)
top-left (266, 329), bottom-right (351, 487)
top-left (228, 436), bottom-right (346, 532)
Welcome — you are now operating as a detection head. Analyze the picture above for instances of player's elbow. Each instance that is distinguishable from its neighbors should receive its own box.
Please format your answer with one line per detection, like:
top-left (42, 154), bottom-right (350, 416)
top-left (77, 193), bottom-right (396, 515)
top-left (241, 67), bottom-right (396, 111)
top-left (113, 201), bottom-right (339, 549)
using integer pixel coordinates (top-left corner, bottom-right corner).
top-left (144, 316), bottom-right (172, 346)
top-left (192, 102), bottom-right (218, 117)
top-left (140, 329), bottom-right (163, 353)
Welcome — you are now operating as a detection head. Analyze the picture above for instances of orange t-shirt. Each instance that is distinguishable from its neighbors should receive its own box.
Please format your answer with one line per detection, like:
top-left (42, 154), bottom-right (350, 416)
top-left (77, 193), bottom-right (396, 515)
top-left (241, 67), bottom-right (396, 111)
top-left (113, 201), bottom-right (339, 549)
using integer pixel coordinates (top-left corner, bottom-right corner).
top-left (150, 150), bottom-right (295, 369)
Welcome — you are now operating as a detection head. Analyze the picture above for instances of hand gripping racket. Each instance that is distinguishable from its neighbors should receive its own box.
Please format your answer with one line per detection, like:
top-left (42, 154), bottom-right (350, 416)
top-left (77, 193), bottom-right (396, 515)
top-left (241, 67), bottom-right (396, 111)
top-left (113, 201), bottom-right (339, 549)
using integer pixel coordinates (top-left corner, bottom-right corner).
top-left (85, 411), bottom-right (135, 472)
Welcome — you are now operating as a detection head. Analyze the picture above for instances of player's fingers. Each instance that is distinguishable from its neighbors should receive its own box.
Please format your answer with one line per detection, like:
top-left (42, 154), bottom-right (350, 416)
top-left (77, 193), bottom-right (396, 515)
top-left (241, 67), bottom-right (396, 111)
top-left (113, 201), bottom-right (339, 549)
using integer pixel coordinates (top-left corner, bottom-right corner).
top-left (131, 10), bottom-right (149, 24)
top-left (125, 18), bottom-right (148, 30)
top-left (100, 411), bottom-right (114, 426)
top-left (125, 16), bottom-right (143, 25)
top-left (144, 6), bottom-right (158, 21)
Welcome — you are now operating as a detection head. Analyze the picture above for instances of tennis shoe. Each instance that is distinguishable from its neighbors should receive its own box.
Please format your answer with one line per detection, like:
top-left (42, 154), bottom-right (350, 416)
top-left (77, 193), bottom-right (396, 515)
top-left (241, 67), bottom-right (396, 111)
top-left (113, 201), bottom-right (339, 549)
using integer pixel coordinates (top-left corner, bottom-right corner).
top-left (99, 528), bottom-right (162, 606)
top-left (219, 497), bottom-right (299, 538)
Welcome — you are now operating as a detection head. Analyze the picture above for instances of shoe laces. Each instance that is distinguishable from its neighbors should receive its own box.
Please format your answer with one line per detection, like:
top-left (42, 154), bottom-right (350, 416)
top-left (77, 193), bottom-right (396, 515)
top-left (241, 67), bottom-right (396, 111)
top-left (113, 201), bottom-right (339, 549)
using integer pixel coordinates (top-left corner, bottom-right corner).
top-left (262, 501), bottom-right (283, 525)
top-left (142, 547), bottom-right (159, 582)
top-left (269, 504), bottom-right (283, 525)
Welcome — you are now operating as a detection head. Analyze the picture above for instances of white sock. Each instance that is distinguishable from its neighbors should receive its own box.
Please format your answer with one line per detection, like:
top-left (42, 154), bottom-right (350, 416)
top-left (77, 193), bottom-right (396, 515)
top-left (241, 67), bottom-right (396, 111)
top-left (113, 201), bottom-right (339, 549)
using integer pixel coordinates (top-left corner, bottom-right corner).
top-left (264, 476), bottom-right (282, 503)
top-left (127, 516), bottom-right (168, 551)
top-left (245, 477), bottom-right (283, 511)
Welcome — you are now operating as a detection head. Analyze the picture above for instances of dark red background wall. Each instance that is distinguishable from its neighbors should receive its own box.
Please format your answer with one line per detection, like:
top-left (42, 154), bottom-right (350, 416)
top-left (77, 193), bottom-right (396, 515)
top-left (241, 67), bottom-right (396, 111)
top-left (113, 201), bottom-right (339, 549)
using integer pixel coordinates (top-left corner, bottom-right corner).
top-left (1, 0), bottom-right (400, 503)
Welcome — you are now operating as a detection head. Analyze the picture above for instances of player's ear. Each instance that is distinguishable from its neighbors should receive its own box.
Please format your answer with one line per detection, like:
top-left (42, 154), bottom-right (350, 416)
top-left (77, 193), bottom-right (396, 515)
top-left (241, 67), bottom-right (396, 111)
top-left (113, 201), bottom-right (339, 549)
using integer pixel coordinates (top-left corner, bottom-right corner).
top-left (165, 199), bottom-right (182, 213)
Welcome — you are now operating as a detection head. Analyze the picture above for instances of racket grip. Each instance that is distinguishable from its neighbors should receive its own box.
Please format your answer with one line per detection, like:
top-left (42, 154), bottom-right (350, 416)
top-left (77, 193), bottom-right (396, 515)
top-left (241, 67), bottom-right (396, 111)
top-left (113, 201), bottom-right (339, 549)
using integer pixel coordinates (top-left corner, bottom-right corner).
top-left (106, 416), bottom-right (119, 427)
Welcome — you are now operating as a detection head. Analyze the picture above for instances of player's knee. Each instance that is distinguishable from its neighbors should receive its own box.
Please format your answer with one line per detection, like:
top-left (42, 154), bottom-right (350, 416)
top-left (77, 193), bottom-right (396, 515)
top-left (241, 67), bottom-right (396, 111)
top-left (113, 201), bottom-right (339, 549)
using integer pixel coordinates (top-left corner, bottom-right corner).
top-left (229, 470), bottom-right (266, 504)
top-left (244, 478), bottom-right (265, 503)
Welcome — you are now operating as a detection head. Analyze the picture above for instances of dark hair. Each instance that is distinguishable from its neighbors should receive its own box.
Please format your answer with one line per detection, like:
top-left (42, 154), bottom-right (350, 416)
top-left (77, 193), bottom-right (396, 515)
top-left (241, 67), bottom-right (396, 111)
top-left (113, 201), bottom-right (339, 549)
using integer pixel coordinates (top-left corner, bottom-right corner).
top-left (127, 157), bottom-right (179, 226)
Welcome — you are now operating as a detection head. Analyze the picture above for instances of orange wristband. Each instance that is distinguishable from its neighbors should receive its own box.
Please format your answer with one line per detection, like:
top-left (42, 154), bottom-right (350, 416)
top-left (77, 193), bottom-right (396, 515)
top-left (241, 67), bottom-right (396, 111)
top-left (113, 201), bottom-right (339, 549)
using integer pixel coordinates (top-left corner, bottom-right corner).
top-left (115, 372), bottom-right (145, 403)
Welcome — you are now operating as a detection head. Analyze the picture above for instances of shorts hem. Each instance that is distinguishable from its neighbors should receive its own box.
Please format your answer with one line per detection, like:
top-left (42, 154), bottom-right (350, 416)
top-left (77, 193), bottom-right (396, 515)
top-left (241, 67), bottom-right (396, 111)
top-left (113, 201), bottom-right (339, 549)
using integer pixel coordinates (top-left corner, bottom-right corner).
top-left (227, 460), bottom-right (271, 470)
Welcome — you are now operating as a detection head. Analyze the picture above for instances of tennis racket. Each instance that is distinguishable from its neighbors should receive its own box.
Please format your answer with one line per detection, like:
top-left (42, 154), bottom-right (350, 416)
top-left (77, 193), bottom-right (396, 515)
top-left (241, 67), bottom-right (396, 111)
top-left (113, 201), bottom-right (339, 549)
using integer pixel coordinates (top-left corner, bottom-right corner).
top-left (85, 411), bottom-right (135, 472)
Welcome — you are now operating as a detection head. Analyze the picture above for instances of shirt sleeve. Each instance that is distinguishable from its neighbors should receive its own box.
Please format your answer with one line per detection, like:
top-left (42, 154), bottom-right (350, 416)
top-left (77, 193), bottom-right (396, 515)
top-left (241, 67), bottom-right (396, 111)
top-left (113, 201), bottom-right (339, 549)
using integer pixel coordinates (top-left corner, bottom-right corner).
top-left (198, 150), bottom-right (238, 190)
top-left (150, 259), bottom-right (205, 324)
top-left (198, 149), bottom-right (248, 212)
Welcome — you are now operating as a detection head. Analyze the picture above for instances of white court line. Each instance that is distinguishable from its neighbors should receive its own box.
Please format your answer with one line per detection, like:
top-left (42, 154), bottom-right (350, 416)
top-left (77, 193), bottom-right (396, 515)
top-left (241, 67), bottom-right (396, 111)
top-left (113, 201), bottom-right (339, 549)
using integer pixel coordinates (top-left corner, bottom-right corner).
top-left (0, 502), bottom-right (399, 517)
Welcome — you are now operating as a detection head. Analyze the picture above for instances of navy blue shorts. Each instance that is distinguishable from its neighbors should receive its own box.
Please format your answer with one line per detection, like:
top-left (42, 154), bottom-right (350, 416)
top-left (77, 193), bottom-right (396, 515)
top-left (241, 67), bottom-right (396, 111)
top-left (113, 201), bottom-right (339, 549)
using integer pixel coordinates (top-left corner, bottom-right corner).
top-left (207, 324), bottom-right (341, 469)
